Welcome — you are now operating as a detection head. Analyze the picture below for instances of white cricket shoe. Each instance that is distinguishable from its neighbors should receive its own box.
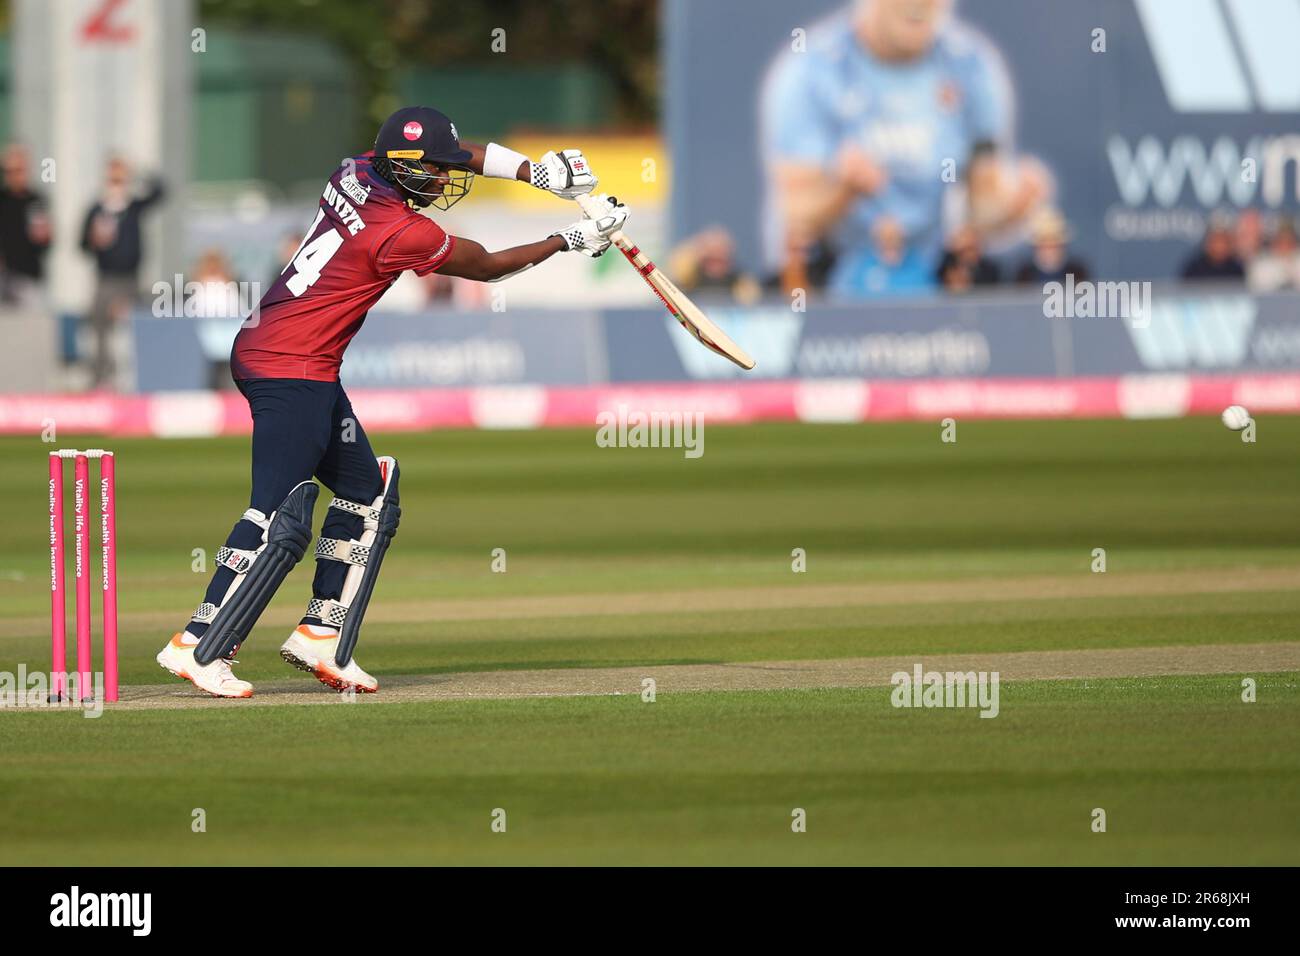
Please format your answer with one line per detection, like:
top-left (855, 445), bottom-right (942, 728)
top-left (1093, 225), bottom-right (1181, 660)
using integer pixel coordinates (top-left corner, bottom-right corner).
top-left (280, 624), bottom-right (379, 694)
top-left (156, 633), bottom-right (254, 698)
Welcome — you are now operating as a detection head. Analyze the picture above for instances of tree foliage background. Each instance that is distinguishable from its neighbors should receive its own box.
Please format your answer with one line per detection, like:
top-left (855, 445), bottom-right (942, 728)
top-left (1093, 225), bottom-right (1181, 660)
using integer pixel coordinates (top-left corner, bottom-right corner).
top-left (199, 0), bottom-right (660, 143)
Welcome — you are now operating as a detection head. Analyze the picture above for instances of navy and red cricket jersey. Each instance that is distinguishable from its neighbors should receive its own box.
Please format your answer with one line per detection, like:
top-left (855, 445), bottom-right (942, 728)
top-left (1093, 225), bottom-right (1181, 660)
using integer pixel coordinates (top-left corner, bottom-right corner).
top-left (232, 152), bottom-right (455, 382)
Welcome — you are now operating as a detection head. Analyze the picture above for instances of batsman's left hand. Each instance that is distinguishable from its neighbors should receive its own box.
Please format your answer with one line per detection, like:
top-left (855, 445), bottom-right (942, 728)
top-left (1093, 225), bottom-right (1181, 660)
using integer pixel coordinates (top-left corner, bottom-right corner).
top-left (531, 149), bottom-right (598, 199)
top-left (581, 193), bottom-right (629, 237)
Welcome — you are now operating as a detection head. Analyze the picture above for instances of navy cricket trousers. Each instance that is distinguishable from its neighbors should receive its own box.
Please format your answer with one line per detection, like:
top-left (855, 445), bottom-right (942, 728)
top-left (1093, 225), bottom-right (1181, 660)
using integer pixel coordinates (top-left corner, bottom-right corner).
top-left (186, 378), bottom-right (384, 638)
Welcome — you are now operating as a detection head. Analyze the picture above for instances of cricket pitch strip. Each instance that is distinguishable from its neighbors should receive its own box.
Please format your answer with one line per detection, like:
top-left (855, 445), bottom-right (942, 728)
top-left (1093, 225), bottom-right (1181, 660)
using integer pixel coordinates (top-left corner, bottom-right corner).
top-left (11, 641), bottom-right (1296, 711)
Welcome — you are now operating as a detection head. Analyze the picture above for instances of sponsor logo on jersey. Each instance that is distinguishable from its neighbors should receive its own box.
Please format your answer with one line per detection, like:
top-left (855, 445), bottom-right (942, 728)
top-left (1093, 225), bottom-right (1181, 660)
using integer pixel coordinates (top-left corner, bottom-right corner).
top-left (340, 172), bottom-right (371, 206)
top-left (427, 234), bottom-right (452, 263)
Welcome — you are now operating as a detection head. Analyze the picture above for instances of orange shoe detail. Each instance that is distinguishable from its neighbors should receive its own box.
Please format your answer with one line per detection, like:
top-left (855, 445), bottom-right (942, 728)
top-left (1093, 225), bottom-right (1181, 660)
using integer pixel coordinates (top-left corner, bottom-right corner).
top-left (295, 624), bottom-right (338, 642)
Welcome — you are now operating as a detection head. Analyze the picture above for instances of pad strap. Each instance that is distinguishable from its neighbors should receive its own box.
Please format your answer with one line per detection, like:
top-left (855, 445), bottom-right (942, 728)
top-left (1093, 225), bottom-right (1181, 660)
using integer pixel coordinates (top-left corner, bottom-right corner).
top-left (329, 496), bottom-right (381, 525)
top-left (306, 597), bottom-right (349, 627)
top-left (216, 546), bottom-right (257, 574)
top-left (191, 602), bottom-right (219, 624)
top-left (193, 481), bottom-right (319, 665)
top-left (193, 544), bottom-right (258, 622)
top-left (316, 537), bottom-right (371, 567)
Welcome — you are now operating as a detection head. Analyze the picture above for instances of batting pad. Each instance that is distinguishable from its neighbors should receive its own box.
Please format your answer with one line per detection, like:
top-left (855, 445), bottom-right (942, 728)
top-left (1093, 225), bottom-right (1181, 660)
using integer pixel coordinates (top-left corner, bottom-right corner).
top-left (193, 481), bottom-right (319, 665)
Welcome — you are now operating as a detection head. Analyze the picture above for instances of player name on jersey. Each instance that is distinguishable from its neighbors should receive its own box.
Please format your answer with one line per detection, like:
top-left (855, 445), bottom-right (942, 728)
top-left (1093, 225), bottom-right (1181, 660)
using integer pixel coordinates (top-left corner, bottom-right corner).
top-left (323, 179), bottom-right (367, 236)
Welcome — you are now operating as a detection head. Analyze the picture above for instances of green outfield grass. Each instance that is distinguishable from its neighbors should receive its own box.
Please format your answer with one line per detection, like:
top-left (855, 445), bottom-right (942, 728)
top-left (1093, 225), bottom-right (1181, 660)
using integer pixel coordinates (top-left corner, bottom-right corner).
top-left (1, 675), bottom-right (1296, 865)
top-left (0, 418), bottom-right (1297, 864)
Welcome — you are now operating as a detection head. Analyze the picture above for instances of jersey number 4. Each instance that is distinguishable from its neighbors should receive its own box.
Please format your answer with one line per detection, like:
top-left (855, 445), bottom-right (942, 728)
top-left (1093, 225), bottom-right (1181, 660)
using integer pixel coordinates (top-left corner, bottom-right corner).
top-left (283, 209), bottom-right (344, 296)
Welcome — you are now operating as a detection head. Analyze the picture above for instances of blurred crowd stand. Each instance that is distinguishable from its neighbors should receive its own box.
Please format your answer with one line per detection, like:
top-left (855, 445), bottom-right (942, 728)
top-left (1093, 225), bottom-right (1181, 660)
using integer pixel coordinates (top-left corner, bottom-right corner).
top-left (0, 144), bottom-right (167, 392)
top-left (0, 143), bottom-right (58, 391)
top-left (0, 143), bottom-right (51, 308)
top-left (80, 157), bottom-right (166, 389)
top-left (1183, 209), bottom-right (1300, 292)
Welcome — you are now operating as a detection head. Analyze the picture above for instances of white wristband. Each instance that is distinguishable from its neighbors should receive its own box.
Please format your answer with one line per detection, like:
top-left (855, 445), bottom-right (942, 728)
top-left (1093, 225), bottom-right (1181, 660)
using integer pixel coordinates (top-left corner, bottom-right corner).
top-left (483, 142), bottom-right (529, 180)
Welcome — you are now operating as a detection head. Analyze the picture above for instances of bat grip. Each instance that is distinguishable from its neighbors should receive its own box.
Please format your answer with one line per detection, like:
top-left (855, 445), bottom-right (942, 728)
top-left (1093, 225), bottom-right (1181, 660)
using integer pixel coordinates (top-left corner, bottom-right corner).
top-left (573, 192), bottom-right (603, 218)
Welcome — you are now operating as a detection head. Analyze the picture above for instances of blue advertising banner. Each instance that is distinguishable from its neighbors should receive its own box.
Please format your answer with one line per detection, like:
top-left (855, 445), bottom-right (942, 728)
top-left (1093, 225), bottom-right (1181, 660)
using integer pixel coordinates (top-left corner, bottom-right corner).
top-left (616, 292), bottom-right (1300, 383)
top-left (665, 0), bottom-right (1300, 282)
top-left (1070, 289), bottom-right (1300, 375)
top-left (338, 310), bottom-right (603, 388)
top-left (604, 300), bottom-right (1063, 381)
top-left (132, 309), bottom-right (604, 391)
top-left (133, 292), bottom-right (1300, 392)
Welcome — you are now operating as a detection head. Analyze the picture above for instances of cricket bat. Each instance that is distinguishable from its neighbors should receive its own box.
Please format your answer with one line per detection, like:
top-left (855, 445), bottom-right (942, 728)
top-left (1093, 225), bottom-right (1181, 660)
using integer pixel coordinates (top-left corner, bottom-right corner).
top-left (575, 193), bottom-right (755, 371)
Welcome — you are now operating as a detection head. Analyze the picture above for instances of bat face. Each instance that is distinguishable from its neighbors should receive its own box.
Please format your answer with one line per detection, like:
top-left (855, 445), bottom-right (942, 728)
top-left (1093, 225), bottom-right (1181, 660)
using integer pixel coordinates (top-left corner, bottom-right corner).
top-left (650, 269), bottom-right (756, 370)
top-left (577, 194), bottom-right (755, 371)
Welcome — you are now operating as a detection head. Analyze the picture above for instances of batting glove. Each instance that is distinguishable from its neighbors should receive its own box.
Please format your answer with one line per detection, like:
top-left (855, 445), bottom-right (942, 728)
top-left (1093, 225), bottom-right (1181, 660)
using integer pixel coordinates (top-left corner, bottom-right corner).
top-left (530, 149), bottom-right (598, 199)
top-left (553, 195), bottom-right (629, 257)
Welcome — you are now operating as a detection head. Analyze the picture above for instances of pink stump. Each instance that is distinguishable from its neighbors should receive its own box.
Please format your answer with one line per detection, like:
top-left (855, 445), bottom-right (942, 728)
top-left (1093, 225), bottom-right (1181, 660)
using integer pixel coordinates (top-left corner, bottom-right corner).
top-left (100, 453), bottom-right (118, 702)
top-left (49, 454), bottom-right (66, 701)
top-left (74, 454), bottom-right (91, 701)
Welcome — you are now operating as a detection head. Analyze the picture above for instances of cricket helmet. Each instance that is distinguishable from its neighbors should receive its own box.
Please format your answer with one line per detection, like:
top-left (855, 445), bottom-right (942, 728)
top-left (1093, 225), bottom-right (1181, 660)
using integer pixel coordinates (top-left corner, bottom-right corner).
top-left (373, 106), bottom-right (475, 210)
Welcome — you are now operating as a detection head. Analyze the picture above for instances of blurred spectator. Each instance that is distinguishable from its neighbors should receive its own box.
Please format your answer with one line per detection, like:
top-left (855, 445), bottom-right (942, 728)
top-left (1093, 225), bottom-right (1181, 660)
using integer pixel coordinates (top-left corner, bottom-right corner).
top-left (377, 270), bottom-right (434, 311)
top-left (957, 140), bottom-right (1050, 252)
top-left (1235, 208), bottom-right (1263, 263)
top-left (937, 225), bottom-right (999, 292)
top-left (426, 271), bottom-right (457, 303)
top-left (761, 0), bottom-right (1029, 298)
top-left (840, 215), bottom-right (938, 295)
top-left (188, 249), bottom-right (242, 318)
top-left (271, 231), bottom-right (304, 286)
top-left (1014, 208), bottom-right (1089, 284)
top-left (0, 144), bottom-right (52, 305)
top-left (1181, 212), bottom-right (1245, 282)
top-left (374, 267), bottom-right (462, 311)
top-left (185, 249), bottom-right (244, 389)
top-left (1247, 217), bottom-right (1300, 292)
top-left (80, 156), bottom-right (165, 387)
top-left (669, 227), bottom-right (761, 304)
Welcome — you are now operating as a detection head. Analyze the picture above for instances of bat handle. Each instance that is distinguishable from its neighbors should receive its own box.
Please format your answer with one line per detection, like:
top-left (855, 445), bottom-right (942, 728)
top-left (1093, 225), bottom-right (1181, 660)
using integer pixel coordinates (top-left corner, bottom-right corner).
top-left (574, 193), bottom-right (625, 222)
top-left (573, 194), bottom-right (631, 250)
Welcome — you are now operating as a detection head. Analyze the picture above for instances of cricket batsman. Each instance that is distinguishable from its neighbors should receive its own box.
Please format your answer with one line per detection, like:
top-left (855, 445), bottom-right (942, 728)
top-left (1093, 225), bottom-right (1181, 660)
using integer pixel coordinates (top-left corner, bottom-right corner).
top-left (157, 106), bottom-right (627, 697)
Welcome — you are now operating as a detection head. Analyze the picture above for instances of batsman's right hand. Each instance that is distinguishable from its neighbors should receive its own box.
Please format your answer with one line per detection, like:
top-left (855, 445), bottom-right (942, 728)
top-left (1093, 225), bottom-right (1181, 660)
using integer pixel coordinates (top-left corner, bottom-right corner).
top-left (553, 195), bottom-right (629, 258)
top-left (531, 149), bottom-right (598, 199)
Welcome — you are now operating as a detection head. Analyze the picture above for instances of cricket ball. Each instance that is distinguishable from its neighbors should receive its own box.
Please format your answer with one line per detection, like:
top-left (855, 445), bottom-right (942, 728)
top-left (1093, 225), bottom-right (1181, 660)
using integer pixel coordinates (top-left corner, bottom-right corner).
top-left (1221, 405), bottom-right (1251, 431)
